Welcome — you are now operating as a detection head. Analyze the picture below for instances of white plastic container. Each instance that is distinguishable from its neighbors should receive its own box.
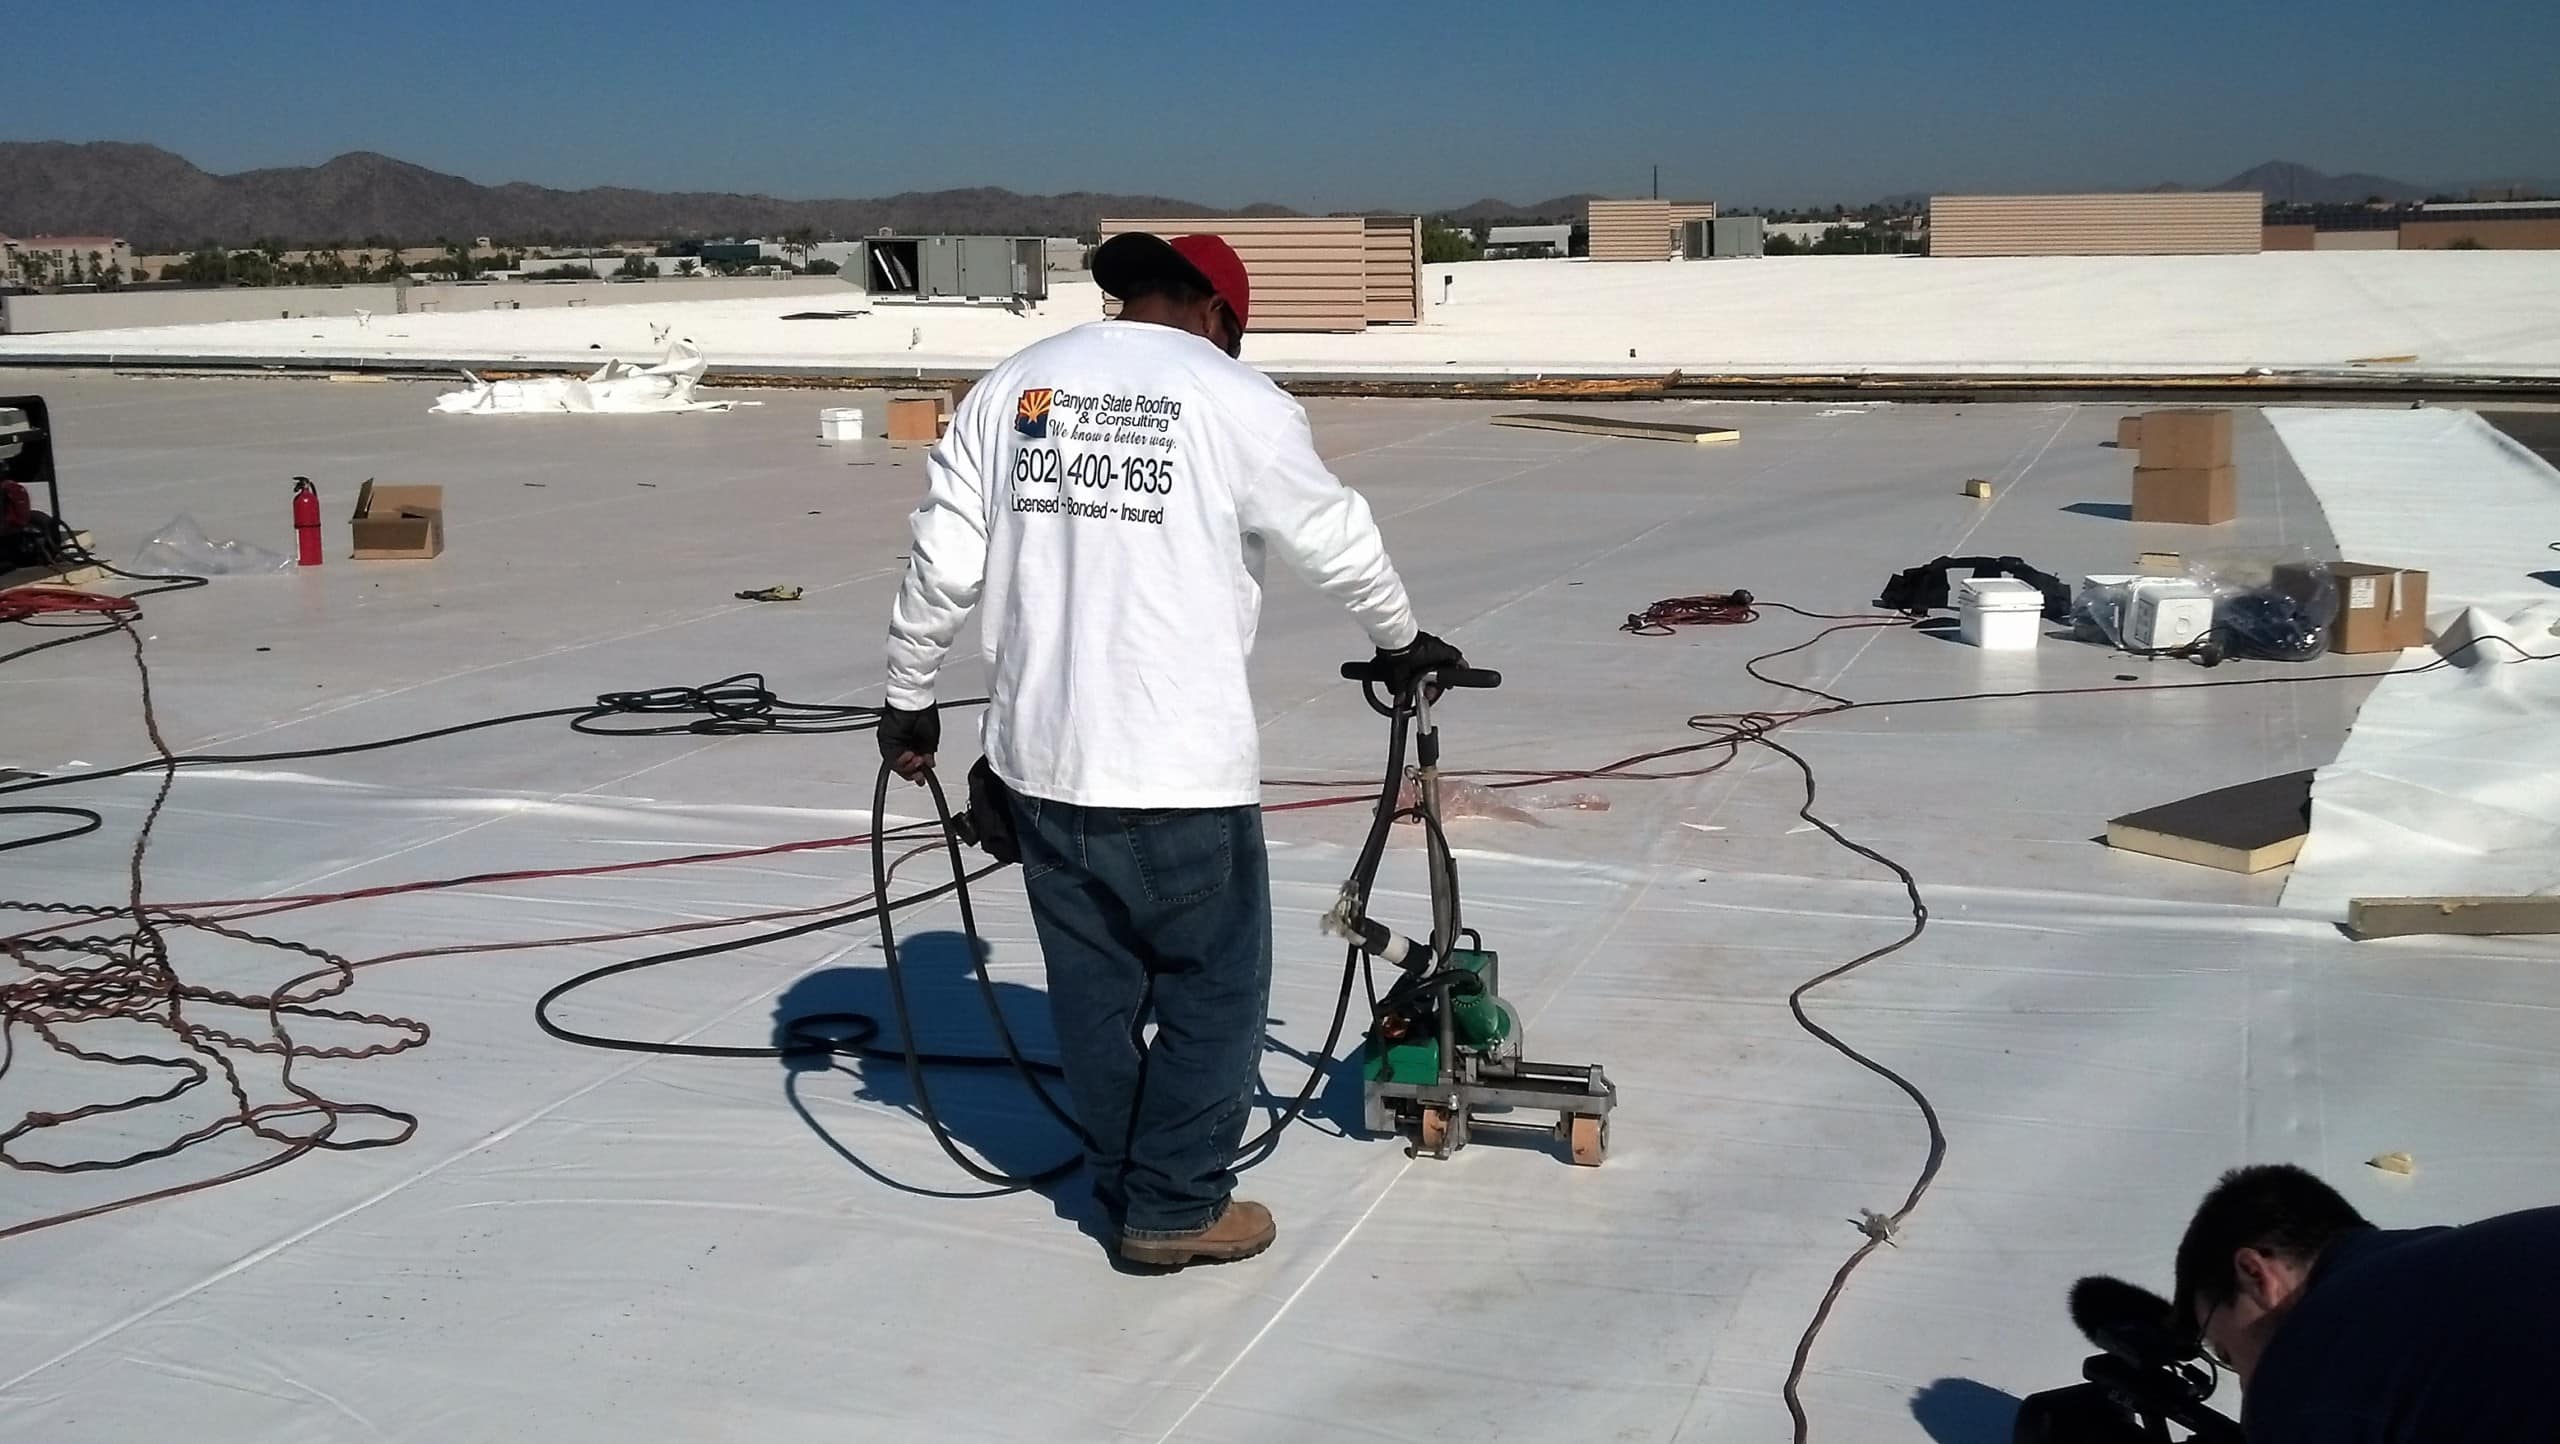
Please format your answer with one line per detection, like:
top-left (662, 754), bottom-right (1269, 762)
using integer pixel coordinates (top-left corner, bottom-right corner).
top-left (2127, 583), bottom-right (2217, 651)
top-left (1957, 576), bottom-right (2044, 650)
top-left (818, 406), bottom-right (865, 443)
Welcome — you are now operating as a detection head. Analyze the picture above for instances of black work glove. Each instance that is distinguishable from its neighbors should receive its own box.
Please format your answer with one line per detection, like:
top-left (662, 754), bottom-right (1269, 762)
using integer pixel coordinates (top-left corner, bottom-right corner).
top-left (878, 705), bottom-right (940, 781)
top-left (1372, 631), bottom-right (1467, 698)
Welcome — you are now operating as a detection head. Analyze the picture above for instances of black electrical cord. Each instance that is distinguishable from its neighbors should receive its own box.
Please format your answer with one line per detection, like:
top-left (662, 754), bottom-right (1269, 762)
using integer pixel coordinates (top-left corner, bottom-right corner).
top-left (0, 679), bottom-right (982, 808)
top-left (28, 558), bottom-right (2560, 1249)
top-left (0, 806), bottom-right (98, 854)
top-left (537, 696), bottom-right (1424, 1190)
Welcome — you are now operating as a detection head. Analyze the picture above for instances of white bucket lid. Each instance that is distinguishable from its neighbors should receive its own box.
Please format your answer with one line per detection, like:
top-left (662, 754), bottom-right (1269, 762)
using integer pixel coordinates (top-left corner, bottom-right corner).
top-left (1958, 576), bottom-right (2045, 611)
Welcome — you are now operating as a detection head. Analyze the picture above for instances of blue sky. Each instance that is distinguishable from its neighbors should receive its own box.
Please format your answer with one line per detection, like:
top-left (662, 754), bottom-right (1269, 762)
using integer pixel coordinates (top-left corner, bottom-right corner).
top-left (16, 0), bottom-right (2555, 208)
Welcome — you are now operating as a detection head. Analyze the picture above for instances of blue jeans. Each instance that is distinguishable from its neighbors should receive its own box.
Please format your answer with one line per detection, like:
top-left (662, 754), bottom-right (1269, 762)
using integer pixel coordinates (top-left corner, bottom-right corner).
top-left (1008, 793), bottom-right (1272, 1237)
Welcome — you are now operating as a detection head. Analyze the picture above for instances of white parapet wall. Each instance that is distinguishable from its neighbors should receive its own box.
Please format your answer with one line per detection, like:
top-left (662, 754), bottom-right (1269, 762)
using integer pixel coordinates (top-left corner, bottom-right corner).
top-left (1, 276), bottom-right (861, 334)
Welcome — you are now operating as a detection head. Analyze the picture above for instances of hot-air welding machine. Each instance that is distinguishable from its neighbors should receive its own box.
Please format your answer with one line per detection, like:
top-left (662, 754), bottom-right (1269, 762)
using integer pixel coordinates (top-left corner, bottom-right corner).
top-left (1325, 657), bottom-right (1617, 1165)
top-left (0, 397), bottom-right (75, 575)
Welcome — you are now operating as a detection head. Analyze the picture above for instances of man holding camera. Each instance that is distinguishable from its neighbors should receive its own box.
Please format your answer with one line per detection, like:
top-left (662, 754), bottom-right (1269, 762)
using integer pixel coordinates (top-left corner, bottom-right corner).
top-left (2172, 1163), bottom-right (2560, 1442)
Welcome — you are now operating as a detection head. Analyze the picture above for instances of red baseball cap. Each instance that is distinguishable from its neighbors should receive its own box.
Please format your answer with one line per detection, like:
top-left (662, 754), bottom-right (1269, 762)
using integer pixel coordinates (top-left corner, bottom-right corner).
top-left (1094, 232), bottom-right (1251, 331)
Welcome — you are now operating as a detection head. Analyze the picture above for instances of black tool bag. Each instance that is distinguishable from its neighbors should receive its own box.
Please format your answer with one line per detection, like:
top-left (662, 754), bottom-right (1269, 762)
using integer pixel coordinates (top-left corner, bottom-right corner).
top-left (1876, 554), bottom-right (2073, 621)
top-left (953, 756), bottom-right (1021, 866)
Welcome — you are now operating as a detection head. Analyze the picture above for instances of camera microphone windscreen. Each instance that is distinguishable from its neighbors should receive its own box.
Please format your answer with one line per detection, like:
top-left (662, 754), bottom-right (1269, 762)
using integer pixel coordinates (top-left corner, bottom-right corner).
top-left (2069, 1275), bottom-right (2192, 1367)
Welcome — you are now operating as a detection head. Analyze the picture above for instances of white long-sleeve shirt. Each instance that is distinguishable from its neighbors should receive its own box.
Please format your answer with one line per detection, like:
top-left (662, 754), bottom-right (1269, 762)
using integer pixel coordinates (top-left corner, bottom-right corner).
top-left (884, 320), bottom-right (1419, 808)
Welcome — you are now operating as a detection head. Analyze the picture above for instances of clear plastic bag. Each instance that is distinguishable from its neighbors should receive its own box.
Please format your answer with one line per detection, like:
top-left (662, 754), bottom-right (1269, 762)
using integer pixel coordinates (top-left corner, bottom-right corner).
top-left (2070, 577), bottom-right (2145, 649)
top-left (1395, 769), bottom-right (1610, 826)
top-left (128, 515), bottom-right (294, 576)
top-left (2071, 552), bottom-right (2338, 659)
top-left (2193, 551), bottom-right (2336, 661)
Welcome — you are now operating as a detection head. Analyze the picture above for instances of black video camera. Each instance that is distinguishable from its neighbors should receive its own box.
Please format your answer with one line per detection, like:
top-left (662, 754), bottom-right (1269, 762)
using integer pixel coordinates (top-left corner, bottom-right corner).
top-left (2013, 1276), bottom-right (2243, 1444)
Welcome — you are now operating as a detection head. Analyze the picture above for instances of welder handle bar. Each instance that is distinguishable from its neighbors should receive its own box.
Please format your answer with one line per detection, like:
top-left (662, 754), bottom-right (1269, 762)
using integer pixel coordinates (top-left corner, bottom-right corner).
top-left (1342, 915), bottom-right (1436, 973)
top-left (1337, 662), bottom-right (1503, 690)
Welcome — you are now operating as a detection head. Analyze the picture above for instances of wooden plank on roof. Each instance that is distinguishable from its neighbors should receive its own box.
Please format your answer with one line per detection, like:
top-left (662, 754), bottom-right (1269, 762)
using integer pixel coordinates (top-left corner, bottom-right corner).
top-left (1490, 412), bottom-right (1740, 444)
top-left (2347, 895), bottom-right (2560, 940)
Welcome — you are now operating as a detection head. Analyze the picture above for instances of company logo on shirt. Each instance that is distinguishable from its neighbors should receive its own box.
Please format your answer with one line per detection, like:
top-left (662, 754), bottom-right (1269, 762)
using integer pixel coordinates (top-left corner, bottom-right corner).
top-left (1015, 388), bottom-right (1053, 438)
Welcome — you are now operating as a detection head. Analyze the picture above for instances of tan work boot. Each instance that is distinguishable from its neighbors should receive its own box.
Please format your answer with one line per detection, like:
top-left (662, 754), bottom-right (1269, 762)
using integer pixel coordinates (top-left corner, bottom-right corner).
top-left (1117, 1199), bottom-right (1275, 1268)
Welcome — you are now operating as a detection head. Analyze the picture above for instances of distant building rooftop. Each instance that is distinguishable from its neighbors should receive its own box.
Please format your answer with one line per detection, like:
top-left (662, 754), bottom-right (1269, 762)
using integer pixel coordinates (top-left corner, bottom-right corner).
top-left (2418, 199), bottom-right (2560, 215)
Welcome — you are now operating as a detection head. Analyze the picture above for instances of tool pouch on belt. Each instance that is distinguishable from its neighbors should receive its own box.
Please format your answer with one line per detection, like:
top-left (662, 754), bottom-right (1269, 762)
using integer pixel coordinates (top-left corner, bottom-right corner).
top-left (952, 756), bottom-right (1021, 866)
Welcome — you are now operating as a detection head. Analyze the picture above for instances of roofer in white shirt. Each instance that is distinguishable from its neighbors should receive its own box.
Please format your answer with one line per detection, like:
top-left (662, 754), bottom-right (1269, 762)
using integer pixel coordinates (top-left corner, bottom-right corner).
top-left (878, 232), bottom-right (1465, 1268)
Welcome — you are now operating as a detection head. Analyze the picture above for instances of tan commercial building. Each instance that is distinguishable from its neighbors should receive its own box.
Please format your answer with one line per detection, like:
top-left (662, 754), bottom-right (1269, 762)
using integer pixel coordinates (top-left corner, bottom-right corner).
top-left (2401, 201), bottom-right (2560, 250)
top-left (4, 235), bottom-right (135, 285)
top-left (1095, 216), bottom-right (1420, 332)
top-left (1928, 193), bottom-right (2262, 257)
top-left (2264, 201), bottom-right (2560, 252)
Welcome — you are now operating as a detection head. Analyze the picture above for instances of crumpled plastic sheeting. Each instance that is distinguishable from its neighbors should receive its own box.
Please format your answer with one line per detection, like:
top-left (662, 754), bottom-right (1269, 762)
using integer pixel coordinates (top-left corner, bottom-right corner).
top-left (128, 514), bottom-right (294, 575)
top-left (432, 339), bottom-right (735, 415)
top-left (1393, 769), bottom-right (1609, 825)
top-left (2270, 407), bottom-right (2560, 917)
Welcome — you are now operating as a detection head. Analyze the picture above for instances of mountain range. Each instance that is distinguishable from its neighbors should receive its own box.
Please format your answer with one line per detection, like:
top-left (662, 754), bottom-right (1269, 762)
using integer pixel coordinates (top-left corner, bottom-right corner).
top-left (0, 143), bottom-right (1302, 251)
top-left (0, 143), bottom-right (2543, 251)
top-left (2210, 161), bottom-right (2430, 204)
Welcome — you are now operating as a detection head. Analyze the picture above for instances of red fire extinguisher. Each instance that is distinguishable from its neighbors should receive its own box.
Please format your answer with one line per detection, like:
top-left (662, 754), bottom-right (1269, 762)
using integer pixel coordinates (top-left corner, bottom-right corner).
top-left (292, 476), bottom-right (322, 566)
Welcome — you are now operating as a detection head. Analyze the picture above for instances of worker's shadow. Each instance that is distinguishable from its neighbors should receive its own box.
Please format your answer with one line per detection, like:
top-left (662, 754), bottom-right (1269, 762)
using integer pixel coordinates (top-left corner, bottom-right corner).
top-left (776, 930), bottom-right (1373, 1234)
top-left (774, 931), bottom-right (1088, 1225)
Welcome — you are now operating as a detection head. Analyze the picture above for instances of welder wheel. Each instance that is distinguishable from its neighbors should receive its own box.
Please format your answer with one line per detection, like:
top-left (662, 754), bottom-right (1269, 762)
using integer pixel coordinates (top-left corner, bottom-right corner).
top-left (1416, 1105), bottom-right (1452, 1155)
top-left (1567, 1114), bottom-right (1607, 1167)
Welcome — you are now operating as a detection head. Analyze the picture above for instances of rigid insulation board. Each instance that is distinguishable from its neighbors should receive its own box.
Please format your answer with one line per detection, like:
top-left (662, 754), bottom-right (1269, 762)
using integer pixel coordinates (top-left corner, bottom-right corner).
top-left (2106, 770), bottom-right (2314, 873)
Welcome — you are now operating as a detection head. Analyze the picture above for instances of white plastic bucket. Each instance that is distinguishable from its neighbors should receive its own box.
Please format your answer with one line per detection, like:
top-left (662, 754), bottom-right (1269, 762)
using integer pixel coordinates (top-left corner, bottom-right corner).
top-left (1957, 576), bottom-right (2044, 650)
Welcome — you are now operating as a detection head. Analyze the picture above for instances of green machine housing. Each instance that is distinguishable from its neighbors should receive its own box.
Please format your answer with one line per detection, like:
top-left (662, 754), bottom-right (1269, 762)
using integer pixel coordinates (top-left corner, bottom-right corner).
top-left (1362, 948), bottom-right (1509, 1085)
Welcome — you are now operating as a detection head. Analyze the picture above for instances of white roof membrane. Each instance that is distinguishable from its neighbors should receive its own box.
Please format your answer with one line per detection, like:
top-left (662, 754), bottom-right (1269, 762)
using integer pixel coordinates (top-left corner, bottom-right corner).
top-left (4, 378), bottom-right (2553, 1442)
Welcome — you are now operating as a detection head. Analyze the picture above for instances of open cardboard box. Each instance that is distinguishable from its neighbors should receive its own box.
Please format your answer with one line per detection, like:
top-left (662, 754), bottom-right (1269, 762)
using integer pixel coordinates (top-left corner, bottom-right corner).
top-left (350, 480), bottom-right (445, 559)
top-left (886, 393), bottom-right (952, 444)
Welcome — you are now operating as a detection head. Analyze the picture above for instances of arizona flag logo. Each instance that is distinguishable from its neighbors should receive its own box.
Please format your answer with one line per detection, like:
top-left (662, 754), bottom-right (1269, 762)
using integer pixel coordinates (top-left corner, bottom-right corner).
top-left (1015, 388), bottom-right (1053, 438)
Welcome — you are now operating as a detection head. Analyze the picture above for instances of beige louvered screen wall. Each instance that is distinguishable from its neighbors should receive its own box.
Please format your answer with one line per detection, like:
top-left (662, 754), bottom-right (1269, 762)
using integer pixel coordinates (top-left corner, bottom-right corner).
top-left (1587, 199), bottom-right (1675, 261)
top-left (1096, 217), bottom-right (1370, 332)
top-left (1927, 193), bottom-right (2264, 256)
top-left (1362, 215), bottom-right (1422, 324)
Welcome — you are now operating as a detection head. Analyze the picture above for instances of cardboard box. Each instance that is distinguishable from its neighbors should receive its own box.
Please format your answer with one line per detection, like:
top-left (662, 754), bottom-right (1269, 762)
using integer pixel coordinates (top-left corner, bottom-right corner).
top-left (2116, 415), bottom-right (2144, 449)
top-left (2137, 409), bottom-right (2233, 470)
top-left (2132, 464), bottom-right (2236, 525)
top-left (886, 393), bottom-right (951, 444)
top-left (2276, 560), bottom-right (2428, 653)
top-left (350, 481), bottom-right (444, 559)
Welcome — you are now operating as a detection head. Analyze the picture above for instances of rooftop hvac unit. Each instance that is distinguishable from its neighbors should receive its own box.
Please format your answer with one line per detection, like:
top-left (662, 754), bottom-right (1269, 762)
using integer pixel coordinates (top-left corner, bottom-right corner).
top-left (860, 236), bottom-right (1049, 303)
top-left (1711, 216), bottom-right (1765, 258)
